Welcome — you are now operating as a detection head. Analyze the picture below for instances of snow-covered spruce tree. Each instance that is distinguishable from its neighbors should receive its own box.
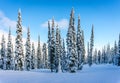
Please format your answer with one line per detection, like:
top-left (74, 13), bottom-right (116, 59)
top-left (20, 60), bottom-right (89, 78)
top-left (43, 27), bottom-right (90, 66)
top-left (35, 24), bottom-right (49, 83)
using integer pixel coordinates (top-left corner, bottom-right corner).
top-left (93, 49), bottom-right (97, 64)
top-left (117, 34), bottom-right (120, 66)
top-left (50, 18), bottom-right (56, 72)
top-left (58, 29), bottom-right (62, 72)
top-left (15, 9), bottom-right (24, 71)
top-left (11, 44), bottom-right (14, 69)
top-left (110, 47), bottom-right (114, 64)
top-left (113, 41), bottom-right (118, 65)
top-left (101, 48), bottom-right (104, 64)
top-left (37, 35), bottom-right (42, 69)
top-left (104, 47), bottom-right (108, 64)
top-left (87, 42), bottom-right (90, 64)
top-left (106, 44), bottom-right (112, 64)
top-left (55, 27), bottom-right (60, 72)
top-left (66, 8), bottom-right (78, 73)
top-left (82, 30), bottom-right (85, 65)
top-left (31, 42), bottom-right (35, 69)
top-left (1, 35), bottom-right (6, 70)
top-left (76, 15), bottom-right (83, 70)
top-left (101, 47), bottom-right (106, 64)
top-left (25, 27), bottom-right (31, 71)
top-left (6, 28), bottom-right (14, 70)
top-left (61, 39), bottom-right (67, 72)
top-left (89, 25), bottom-right (94, 66)
top-left (47, 21), bottom-right (51, 69)
top-left (42, 43), bottom-right (48, 69)
top-left (97, 50), bottom-right (101, 64)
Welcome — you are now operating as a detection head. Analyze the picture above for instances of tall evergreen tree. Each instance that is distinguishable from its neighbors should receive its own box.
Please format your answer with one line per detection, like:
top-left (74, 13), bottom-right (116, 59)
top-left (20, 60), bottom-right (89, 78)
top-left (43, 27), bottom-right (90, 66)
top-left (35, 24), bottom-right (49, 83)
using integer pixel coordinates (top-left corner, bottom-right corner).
top-left (42, 43), bottom-right (48, 69)
top-left (82, 30), bottom-right (85, 64)
top-left (6, 27), bottom-right (13, 70)
top-left (66, 8), bottom-right (78, 73)
top-left (25, 27), bottom-right (31, 71)
top-left (106, 44), bottom-right (111, 63)
top-left (76, 15), bottom-right (83, 70)
top-left (117, 34), bottom-right (120, 66)
top-left (93, 49), bottom-right (97, 64)
top-left (98, 50), bottom-right (101, 64)
top-left (113, 41), bottom-right (117, 65)
top-left (61, 39), bottom-right (67, 72)
top-left (47, 21), bottom-right (51, 69)
top-left (110, 47), bottom-right (115, 65)
top-left (15, 9), bottom-right (24, 70)
top-left (31, 42), bottom-right (35, 69)
top-left (50, 18), bottom-right (56, 72)
top-left (37, 35), bottom-right (42, 69)
top-left (104, 47), bottom-right (107, 64)
top-left (55, 27), bottom-right (60, 72)
top-left (87, 42), bottom-right (90, 64)
top-left (89, 25), bottom-right (94, 66)
top-left (1, 35), bottom-right (6, 70)
top-left (101, 47), bottom-right (106, 64)
top-left (59, 29), bottom-right (62, 72)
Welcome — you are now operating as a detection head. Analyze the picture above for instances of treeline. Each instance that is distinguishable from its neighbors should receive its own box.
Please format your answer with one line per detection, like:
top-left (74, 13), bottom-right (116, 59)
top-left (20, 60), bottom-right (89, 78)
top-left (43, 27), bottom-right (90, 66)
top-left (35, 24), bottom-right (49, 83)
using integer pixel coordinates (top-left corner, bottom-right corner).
top-left (90, 40), bottom-right (120, 66)
top-left (0, 8), bottom-right (120, 73)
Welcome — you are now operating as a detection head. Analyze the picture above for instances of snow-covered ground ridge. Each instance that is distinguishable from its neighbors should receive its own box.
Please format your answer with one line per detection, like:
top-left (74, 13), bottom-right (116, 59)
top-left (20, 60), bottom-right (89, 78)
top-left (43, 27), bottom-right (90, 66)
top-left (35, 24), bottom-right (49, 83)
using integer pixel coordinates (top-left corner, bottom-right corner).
top-left (0, 64), bottom-right (120, 83)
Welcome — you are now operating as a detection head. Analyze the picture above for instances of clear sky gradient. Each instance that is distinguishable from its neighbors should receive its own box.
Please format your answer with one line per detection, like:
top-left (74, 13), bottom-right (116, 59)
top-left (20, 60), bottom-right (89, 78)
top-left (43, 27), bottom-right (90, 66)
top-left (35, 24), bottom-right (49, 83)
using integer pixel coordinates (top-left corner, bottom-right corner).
top-left (0, 0), bottom-right (120, 50)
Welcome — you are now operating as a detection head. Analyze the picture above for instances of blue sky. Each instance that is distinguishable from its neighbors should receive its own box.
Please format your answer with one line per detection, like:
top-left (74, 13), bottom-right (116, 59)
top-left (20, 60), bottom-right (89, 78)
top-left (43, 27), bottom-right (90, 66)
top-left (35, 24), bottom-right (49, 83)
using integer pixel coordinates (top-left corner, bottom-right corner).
top-left (0, 0), bottom-right (120, 50)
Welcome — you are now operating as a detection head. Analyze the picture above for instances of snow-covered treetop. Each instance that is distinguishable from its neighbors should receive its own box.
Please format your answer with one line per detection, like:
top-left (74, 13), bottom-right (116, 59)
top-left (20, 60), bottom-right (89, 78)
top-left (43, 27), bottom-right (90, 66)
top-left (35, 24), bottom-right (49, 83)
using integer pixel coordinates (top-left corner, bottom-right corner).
top-left (52, 17), bottom-right (55, 28)
top-left (8, 27), bottom-right (12, 42)
top-left (47, 20), bottom-right (51, 45)
top-left (51, 17), bottom-right (55, 39)
top-left (71, 7), bottom-right (74, 18)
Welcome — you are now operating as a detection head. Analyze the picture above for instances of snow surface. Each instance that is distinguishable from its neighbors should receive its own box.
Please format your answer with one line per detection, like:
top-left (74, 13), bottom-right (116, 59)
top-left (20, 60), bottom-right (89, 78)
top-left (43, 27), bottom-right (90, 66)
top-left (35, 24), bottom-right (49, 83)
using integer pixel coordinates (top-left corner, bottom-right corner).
top-left (0, 64), bottom-right (120, 83)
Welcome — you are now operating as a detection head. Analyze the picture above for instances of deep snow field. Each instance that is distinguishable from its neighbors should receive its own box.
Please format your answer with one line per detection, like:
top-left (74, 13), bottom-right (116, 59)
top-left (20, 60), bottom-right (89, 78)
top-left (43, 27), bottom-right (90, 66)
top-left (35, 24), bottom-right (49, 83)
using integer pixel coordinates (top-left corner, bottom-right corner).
top-left (0, 64), bottom-right (120, 83)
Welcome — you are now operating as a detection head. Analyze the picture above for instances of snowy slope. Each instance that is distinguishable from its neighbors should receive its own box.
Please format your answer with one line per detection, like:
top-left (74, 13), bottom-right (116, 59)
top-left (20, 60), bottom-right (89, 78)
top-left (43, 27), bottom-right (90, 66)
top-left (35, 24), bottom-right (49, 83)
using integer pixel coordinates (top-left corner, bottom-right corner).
top-left (0, 64), bottom-right (120, 83)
